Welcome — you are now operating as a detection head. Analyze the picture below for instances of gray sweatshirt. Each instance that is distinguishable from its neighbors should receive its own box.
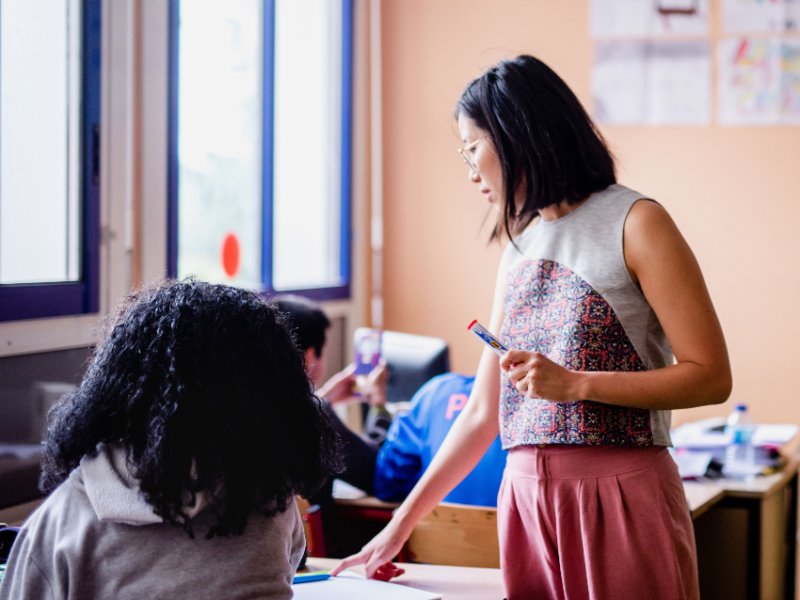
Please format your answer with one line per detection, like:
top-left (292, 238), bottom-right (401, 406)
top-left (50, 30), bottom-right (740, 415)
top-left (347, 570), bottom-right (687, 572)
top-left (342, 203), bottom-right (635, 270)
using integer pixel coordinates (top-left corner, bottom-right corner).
top-left (0, 445), bottom-right (305, 600)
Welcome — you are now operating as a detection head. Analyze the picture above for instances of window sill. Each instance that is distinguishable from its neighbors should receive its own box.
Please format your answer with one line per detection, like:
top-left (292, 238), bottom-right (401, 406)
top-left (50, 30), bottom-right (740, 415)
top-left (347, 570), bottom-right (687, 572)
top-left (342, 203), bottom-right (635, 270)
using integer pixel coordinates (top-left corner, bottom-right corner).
top-left (0, 314), bottom-right (99, 358)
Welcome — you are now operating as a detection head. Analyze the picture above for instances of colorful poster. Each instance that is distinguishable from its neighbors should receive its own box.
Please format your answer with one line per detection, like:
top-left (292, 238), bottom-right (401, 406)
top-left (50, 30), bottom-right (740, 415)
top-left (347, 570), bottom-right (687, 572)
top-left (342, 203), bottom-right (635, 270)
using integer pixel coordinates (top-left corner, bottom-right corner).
top-left (722, 0), bottom-right (800, 33)
top-left (781, 40), bottom-right (800, 123)
top-left (592, 0), bottom-right (710, 37)
top-left (593, 40), bottom-right (711, 125)
top-left (718, 38), bottom-right (782, 124)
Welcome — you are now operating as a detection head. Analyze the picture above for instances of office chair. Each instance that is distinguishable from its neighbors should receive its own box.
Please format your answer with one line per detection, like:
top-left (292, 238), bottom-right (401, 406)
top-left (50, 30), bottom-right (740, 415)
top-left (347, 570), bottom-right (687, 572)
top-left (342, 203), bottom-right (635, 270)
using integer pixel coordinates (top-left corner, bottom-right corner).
top-left (357, 329), bottom-right (450, 405)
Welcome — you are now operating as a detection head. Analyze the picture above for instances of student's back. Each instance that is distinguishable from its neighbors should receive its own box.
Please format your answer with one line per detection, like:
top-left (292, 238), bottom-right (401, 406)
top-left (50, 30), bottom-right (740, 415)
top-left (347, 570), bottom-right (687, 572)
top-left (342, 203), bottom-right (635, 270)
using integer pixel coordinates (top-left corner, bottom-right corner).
top-left (374, 373), bottom-right (506, 507)
top-left (2, 454), bottom-right (304, 600)
top-left (0, 281), bottom-right (342, 600)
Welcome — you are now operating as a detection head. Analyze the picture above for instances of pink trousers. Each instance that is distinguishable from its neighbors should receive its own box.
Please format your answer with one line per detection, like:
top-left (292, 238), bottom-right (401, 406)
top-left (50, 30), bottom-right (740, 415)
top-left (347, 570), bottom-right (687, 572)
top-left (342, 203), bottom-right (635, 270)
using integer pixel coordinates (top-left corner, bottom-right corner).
top-left (497, 445), bottom-right (699, 600)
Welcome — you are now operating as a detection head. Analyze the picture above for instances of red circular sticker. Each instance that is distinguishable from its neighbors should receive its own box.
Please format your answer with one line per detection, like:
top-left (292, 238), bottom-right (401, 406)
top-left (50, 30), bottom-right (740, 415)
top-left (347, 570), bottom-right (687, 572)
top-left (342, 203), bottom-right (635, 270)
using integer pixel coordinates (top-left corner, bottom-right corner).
top-left (221, 233), bottom-right (240, 278)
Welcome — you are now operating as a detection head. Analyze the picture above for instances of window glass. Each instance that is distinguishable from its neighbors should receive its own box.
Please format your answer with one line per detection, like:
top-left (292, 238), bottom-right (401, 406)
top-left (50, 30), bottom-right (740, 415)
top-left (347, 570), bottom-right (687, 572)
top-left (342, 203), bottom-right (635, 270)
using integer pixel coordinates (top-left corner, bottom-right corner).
top-left (0, 0), bottom-right (82, 284)
top-left (272, 0), bottom-right (344, 291)
top-left (177, 0), bottom-right (263, 287)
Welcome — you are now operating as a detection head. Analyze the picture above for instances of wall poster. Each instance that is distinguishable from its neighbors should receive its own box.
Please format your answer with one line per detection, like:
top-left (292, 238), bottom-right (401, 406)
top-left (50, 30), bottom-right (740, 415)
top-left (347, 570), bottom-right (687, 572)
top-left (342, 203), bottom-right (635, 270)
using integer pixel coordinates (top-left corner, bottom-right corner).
top-left (722, 0), bottom-right (800, 33)
top-left (593, 40), bottom-right (712, 125)
top-left (592, 0), bottom-right (710, 37)
top-left (718, 38), bottom-right (800, 124)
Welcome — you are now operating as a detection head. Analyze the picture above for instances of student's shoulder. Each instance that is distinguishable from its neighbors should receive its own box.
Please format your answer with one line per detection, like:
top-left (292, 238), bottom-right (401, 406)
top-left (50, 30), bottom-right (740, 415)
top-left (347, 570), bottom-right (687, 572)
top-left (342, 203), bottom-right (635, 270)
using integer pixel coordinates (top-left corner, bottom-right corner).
top-left (416, 373), bottom-right (475, 406)
top-left (26, 469), bottom-right (102, 539)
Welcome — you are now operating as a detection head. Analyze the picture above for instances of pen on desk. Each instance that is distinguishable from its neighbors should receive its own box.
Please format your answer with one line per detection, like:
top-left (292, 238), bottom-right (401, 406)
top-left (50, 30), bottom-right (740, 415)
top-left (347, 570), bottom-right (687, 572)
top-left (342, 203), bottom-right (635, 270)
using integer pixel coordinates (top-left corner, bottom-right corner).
top-left (293, 570), bottom-right (331, 584)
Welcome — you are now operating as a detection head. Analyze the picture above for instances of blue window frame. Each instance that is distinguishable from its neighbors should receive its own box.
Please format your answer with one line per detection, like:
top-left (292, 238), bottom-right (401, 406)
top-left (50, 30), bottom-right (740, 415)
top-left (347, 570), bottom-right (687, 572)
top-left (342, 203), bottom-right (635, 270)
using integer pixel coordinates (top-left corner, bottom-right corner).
top-left (168, 0), bottom-right (353, 301)
top-left (0, 0), bottom-right (101, 322)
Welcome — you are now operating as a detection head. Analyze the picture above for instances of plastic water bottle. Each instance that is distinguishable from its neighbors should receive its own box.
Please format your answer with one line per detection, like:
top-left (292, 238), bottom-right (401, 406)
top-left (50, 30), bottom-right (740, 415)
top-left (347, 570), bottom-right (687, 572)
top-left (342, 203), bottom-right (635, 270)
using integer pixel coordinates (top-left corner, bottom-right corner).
top-left (724, 404), bottom-right (756, 479)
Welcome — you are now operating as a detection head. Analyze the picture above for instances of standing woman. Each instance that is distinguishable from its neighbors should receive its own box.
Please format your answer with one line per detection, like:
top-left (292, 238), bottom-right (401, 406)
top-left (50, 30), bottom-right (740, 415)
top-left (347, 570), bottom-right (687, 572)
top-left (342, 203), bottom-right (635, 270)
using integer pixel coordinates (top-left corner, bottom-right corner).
top-left (333, 55), bottom-right (731, 600)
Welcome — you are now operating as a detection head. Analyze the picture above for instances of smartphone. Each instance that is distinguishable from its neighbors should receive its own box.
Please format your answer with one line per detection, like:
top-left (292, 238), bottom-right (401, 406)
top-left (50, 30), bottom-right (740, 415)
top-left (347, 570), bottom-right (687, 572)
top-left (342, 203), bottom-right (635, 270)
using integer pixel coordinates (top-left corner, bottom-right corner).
top-left (354, 328), bottom-right (382, 376)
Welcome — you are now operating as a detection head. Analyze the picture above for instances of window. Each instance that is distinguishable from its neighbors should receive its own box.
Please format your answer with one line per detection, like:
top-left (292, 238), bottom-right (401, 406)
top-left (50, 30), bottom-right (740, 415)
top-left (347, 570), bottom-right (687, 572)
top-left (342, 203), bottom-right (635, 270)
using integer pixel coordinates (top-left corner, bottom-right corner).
top-left (170, 0), bottom-right (352, 300)
top-left (0, 0), bottom-right (101, 322)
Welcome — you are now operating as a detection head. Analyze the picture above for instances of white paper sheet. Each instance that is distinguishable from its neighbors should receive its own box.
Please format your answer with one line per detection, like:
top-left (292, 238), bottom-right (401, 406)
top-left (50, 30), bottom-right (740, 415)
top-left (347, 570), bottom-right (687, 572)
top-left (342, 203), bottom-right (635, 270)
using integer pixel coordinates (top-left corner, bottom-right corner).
top-left (593, 40), bottom-right (711, 125)
top-left (671, 418), bottom-right (798, 448)
top-left (592, 0), bottom-right (710, 37)
top-left (592, 0), bottom-right (652, 37)
top-left (593, 41), bottom-right (648, 124)
top-left (790, 1), bottom-right (800, 30)
top-left (669, 448), bottom-right (714, 478)
top-left (752, 424), bottom-right (799, 445)
top-left (646, 40), bottom-right (712, 124)
top-left (292, 571), bottom-right (442, 600)
top-left (722, 0), bottom-right (800, 33)
top-left (670, 417), bottom-right (729, 448)
top-left (331, 478), bottom-right (368, 500)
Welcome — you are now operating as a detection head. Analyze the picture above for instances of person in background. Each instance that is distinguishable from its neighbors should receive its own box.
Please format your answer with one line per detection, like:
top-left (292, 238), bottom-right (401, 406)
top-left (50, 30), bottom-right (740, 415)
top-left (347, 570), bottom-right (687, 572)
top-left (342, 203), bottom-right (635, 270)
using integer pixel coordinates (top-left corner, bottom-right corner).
top-left (374, 373), bottom-right (506, 507)
top-left (273, 295), bottom-right (390, 505)
top-left (0, 281), bottom-right (343, 600)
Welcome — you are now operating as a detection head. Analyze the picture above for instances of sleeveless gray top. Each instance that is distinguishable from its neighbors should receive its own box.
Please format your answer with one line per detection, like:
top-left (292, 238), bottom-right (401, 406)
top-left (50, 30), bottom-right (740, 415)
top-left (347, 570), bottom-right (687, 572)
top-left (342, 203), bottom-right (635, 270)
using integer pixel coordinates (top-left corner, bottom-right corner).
top-left (499, 184), bottom-right (673, 449)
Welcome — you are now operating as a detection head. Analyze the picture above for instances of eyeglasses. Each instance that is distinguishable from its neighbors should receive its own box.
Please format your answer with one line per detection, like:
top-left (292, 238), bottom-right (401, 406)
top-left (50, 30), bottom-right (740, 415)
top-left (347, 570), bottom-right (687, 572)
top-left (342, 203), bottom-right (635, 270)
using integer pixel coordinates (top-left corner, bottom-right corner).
top-left (457, 139), bottom-right (481, 174)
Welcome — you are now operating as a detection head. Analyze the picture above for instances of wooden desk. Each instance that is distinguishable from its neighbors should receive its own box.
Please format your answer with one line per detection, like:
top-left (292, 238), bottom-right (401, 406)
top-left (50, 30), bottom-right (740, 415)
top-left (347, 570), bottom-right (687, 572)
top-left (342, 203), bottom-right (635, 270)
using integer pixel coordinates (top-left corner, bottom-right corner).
top-left (303, 557), bottom-right (505, 600)
top-left (684, 481), bottom-right (726, 520)
top-left (336, 485), bottom-right (734, 526)
top-left (337, 481), bottom-right (730, 521)
top-left (332, 462), bottom-right (800, 600)
top-left (326, 496), bottom-right (401, 557)
top-left (692, 460), bottom-right (799, 600)
top-left (332, 495), bottom-right (400, 521)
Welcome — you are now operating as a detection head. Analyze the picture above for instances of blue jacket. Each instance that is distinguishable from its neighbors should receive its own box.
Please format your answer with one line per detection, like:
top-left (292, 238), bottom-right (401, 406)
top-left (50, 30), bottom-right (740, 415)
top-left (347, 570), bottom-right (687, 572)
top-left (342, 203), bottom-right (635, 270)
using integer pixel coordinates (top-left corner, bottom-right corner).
top-left (374, 373), bottom-right (507, 507)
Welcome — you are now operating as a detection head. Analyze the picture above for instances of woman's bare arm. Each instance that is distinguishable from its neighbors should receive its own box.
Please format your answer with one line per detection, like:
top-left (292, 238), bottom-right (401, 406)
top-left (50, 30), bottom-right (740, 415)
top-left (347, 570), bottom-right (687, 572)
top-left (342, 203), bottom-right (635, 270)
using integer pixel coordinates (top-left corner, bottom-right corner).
top-left (501, 199), bottom-right (732, 410)
top-left (330, 251), bottom-right (510, 579)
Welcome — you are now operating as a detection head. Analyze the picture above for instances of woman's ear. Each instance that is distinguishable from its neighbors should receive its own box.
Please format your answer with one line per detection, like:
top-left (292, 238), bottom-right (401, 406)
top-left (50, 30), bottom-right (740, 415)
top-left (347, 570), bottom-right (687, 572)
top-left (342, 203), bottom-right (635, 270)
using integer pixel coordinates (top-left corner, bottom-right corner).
top-left (304, 346), bottom-right (326, 388)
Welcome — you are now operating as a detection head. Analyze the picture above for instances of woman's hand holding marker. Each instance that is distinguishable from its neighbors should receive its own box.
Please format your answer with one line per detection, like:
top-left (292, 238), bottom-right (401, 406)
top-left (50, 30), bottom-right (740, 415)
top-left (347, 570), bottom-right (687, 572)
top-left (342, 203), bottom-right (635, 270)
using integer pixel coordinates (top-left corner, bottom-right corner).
top-left (469, 320), bottom-right (582, 403)
top-left (499, 350), bottom-right (583, 403)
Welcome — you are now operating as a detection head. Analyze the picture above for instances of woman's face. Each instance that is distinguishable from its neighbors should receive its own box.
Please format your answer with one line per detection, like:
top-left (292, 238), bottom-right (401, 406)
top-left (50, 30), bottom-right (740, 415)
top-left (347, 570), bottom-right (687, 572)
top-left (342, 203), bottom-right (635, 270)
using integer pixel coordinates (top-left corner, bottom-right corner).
top-left (457, 114), bottom-right (504, 210)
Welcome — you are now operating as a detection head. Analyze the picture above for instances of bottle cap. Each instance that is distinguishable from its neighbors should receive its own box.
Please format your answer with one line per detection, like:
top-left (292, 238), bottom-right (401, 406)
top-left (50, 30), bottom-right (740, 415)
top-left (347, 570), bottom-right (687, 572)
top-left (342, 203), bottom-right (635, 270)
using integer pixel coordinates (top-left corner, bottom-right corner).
top-left (735, 404), bottom-right (747, 411)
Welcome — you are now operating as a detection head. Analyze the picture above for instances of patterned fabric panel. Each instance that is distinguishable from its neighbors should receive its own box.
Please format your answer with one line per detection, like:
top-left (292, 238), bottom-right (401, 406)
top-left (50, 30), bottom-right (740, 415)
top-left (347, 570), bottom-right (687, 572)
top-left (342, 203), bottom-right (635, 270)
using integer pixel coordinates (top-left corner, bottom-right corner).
top-left (500, 259), bottom-right (653, 448)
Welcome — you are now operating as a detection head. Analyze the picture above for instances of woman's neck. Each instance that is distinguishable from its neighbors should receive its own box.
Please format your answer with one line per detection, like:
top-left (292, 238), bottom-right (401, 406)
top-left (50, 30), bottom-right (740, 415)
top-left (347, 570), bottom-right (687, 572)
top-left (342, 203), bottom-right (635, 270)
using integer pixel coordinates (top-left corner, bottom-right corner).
top-left (539, 196), bottom-right (590, 222)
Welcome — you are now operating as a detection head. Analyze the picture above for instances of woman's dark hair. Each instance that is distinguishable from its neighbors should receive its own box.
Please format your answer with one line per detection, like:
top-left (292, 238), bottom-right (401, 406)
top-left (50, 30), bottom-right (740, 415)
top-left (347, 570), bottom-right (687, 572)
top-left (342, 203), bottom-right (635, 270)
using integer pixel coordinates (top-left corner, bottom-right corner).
top-left (272, 294), bottom-right (330, 358)
top-left (456, 54), bottom-right (616, 240)
top-left (40, 280), bottom-right (343, 538)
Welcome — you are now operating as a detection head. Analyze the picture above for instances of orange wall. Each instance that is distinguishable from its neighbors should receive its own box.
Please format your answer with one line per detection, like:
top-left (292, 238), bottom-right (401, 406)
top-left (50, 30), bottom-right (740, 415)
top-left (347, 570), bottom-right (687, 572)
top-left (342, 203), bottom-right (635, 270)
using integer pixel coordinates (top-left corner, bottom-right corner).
top-left (380, 0), bottom-right (800, 427)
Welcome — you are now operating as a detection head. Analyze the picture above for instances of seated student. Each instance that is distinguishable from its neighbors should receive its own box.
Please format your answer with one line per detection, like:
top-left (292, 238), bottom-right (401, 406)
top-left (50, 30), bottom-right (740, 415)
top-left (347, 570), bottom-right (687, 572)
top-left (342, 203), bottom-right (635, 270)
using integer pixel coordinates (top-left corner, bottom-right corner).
top-left (0, 281), bottom-right (342, 600)
top-left (273, 295), bottom-right (389, 505)
top-left (374, 373), bottom-right (506, 507)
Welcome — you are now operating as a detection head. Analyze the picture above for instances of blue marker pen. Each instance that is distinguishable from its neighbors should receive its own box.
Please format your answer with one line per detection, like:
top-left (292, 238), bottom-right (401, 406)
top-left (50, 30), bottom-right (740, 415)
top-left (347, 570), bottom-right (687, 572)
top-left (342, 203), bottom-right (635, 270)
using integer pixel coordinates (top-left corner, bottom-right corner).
top-left (467, 320), bottom-right (509, 357)
top-left (293, 570), bottom-right (331, 584)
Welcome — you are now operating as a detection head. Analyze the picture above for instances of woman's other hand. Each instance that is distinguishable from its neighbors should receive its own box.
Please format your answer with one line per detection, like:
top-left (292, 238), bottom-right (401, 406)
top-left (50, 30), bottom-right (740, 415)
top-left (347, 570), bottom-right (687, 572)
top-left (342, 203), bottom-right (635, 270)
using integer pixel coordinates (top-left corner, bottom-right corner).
top-left (329, 519), bottom-right (409, 580)
top-left (315, 363), bottom-right (357, 405)
top-left (362, 359), bottom-right (388, 407)
top-left (500, 350), bottom-right (581, 402)
top-left (316, 360), bottom-right (388, 407)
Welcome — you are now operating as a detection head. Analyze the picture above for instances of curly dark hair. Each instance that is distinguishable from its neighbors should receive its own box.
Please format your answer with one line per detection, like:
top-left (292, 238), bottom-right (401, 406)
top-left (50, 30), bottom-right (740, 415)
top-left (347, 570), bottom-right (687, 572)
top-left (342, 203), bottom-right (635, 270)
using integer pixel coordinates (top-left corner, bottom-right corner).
top-left (40, 280), bottom-right (343, 538)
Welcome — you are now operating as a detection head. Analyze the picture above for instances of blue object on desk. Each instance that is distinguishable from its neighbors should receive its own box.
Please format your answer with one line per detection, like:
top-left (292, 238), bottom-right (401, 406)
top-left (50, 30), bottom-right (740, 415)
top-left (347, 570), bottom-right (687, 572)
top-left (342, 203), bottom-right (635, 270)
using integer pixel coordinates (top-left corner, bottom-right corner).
top-left (293, 570), bottom-right (331, 584)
